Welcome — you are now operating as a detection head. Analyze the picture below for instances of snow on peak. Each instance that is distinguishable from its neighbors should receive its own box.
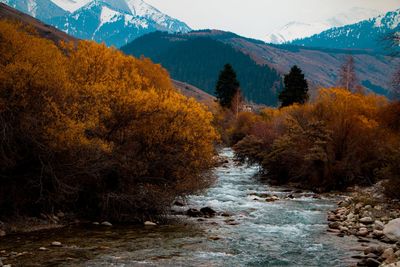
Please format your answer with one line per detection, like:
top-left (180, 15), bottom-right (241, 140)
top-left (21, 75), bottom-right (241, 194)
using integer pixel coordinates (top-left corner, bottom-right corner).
top-left (100, 6), bottom-right (120, 26)
top-left (50, 0), bottom-right (92, 12)
top-left (265, 7), bottom-right (382, 44)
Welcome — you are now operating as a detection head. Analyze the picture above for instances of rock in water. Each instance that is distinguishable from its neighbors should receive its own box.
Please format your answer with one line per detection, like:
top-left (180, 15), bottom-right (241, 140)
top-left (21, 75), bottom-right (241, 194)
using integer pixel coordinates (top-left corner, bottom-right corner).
top-left (383, 218), bottom-right (400, 242)
top-left (101, 221), bottom-right (112, 227)
top-left (200, 207), bottom-right (216, 217)
top-left (365, 258), bottom-right (381, 267)
top-left (186, 208), bottom-right (202, 217)
top-left (144, 221), bottom-right (157, 226)
top-left (51, 241), bottom-right (62, 247)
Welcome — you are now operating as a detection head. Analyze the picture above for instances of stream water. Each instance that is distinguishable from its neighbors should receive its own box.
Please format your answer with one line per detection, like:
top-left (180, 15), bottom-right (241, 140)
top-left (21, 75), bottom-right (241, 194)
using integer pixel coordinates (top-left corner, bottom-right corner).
top-left (0, 148), bottom-right (362, 267)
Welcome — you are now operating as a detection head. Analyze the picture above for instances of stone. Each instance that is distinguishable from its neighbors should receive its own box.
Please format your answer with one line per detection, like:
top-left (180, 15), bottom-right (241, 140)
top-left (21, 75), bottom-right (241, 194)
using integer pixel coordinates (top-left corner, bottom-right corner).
top-left (340, 226), bottom-right (349, 232)
top-left (373, 230), bottom-right (384, 238)
top-left (384, 219), bottom-right (400, 242)
top-left (39, 247), bottom-right (47, 251)
top-left (329, 222), bottom-right (341, 230)
top-left (374, 220), bottom-right (385, 230)
top-left (173, 200), bottom-right (185, 207)
top-left (382, 248), bottom-right (395, 260)
top-left (101, 221), bottom-right (112, 227)
top-left (92, 222), bottom-right (100, 225)
top-left (360, 217), bottom-right (374, 224)
top-left (208, 236), bottom-right (221, 241)
top-left (365, 253), bottom-right (379, 259)
top-left (365, 258), bottom-right (381, 267)
top-left (51, 241), bottom-right (62, 247)
top-left (56, 212), bottom-right (65, 218)
top-left (200, 207), bottom-right (217, 217)
top-left (381, 261), bottom-right (400, 267)
top-left (265, 196), bottom-right (279, 202)
top-left (144, 221), bottom-right (157, 226)
top-left (0, 230), bottom-right (5, 237)
top-left (355, 202), bottom-right (364, 210)
top-left (358, 228), bottom-right (369, 237)
top-left (0, 259), bottom-right (2, 267)
top-left (365, 205), bottom-right (372, 210)
top-left (187, 208), bottom-right (202, 217)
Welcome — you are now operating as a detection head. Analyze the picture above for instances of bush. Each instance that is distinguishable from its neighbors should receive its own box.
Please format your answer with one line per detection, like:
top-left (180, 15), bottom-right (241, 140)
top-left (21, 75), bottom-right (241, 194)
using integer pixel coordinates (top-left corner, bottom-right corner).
top-left (234, 88), bottom-right (396, 192)
top-left (0, 20), bottom-right (218, 221)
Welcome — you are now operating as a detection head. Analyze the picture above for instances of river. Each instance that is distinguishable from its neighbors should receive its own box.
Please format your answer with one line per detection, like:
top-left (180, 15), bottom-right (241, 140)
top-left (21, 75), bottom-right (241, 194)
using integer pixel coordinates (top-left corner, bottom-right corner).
top-left (0, 148), bottom-right (362, 267)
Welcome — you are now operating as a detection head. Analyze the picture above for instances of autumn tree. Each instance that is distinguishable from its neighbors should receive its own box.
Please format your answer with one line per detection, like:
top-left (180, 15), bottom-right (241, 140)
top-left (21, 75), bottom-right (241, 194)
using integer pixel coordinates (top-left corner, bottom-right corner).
top-left (231, 89), bottom-right (244, 117)
top-left (215, 64), bottom-right (240, 108)
top-left (279, 65), bottom-right (309, 107)
top-left (0, 20), bottom-right (218, 221)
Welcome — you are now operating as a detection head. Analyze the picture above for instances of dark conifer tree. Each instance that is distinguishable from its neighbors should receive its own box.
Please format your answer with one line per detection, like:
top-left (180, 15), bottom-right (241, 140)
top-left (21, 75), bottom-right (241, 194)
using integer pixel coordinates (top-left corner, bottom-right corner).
top-left (215, 64), bottom-right (240, 108)
top-left (279, 65), bottom-right (309, 107)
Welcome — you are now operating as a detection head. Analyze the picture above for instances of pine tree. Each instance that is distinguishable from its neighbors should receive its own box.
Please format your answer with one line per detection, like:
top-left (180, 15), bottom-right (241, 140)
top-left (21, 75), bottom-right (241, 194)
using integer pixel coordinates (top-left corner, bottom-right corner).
top-left (215, 64), bottom-right (240, 108)
top-left (279, 65), bottom-right (309, 107)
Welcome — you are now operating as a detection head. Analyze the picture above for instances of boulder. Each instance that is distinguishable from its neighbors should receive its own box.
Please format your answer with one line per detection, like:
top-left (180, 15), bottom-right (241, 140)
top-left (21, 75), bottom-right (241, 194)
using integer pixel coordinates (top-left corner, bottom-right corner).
top-left (383, 218), bottom-right (400, 242)
top-left (380, 261), bottom-right (400, 267)
top-left (200, 207), bottom-right (216, 217)
top-left (187, 208), bottom-right (202, 217)
top-left (144, 221), bottom-right (157, 226)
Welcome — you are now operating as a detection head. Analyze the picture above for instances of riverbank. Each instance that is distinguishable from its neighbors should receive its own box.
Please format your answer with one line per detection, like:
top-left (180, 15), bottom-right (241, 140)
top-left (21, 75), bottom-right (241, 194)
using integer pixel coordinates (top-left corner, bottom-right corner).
top-left (326, 182), bottom-right (400, 267)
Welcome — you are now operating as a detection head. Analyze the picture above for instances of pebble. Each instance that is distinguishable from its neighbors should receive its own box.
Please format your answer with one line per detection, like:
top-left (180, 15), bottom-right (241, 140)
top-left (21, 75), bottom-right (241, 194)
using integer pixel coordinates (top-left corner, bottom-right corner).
top-left (39, 247), bottom-right (47, 251)
top-left (360, 217), bottom-right (374, 224)
top-left (92, 222), bottom-right (100, 225)
top-left (144, 221), bottom-right (157, 226)
top-left (0, 230), bottom-right (5, 237)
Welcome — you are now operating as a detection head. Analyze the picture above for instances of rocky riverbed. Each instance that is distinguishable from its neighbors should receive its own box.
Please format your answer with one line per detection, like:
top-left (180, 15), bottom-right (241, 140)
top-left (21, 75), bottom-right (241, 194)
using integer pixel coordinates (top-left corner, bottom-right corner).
top-left (326, 184), bottom-right (400, 267)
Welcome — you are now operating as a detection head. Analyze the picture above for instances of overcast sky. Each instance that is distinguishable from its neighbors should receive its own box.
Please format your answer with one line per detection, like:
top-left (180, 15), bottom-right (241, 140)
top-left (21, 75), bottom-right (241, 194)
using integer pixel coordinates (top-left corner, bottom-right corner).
top-left (145, 0), bottom-right (400, 40)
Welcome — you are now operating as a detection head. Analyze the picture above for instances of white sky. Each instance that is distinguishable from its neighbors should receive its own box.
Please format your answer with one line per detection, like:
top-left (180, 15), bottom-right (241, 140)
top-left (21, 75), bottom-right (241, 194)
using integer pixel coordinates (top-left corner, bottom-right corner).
top-left (145, 0), bottom-right (400, 40)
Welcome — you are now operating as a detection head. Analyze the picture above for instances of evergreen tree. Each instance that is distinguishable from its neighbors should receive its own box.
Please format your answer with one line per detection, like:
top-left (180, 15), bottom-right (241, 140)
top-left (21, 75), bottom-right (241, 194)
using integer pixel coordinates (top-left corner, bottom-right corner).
top-left (279, 65), bottom-right (309, 107)
top-left (215, 64), bottom-right (240, 108)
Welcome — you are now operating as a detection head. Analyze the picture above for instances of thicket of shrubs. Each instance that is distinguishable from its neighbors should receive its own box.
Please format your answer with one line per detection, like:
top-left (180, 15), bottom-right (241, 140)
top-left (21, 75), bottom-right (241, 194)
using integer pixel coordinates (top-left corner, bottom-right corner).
top-left (233, 88), bottom-right (400, 195)
top-left (0, 20), bottom-right (218, 221)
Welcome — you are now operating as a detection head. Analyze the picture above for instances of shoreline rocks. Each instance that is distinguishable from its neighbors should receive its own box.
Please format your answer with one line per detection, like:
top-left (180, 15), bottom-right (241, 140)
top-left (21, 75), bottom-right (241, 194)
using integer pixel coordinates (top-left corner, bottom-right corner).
top-left (327, 191), bottom-right (400, 266)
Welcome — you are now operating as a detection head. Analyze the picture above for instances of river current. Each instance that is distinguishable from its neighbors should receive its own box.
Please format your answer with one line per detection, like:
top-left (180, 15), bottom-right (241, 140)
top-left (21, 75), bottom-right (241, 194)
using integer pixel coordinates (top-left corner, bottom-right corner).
top-left (0, 148), bottom-right (361, 266)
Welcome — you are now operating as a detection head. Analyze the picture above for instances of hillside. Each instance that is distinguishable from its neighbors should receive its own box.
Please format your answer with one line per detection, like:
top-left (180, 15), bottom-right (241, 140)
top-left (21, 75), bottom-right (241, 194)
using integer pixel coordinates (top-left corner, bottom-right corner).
top-left (291, 8), bottom-right (400, 52)
top-left (172, 80), bottom-right (216, 109)
top-left (122, 29), bottom-right (399, 100)
top-left (122, 31), bottom-right (283, 106)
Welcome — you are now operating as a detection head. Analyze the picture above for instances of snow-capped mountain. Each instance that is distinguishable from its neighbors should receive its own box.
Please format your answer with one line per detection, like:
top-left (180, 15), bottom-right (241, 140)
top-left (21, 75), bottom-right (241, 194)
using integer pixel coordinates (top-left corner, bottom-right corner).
top-left (0, 0), bottom-right (67, 20)
top-left (265, 7), bottom-right (381, 44)
top-left (0, 0), bottom-right (191, 47)
top-left (291, 8), bottom-right (400, 51)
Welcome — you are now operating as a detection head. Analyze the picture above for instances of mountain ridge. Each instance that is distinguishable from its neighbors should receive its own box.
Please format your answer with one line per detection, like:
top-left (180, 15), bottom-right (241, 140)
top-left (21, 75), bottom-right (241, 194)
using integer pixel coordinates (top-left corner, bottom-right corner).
top-left (0, 0), bottom-right (191, 47)
top-left (291, 8), bottom-right (400, 52)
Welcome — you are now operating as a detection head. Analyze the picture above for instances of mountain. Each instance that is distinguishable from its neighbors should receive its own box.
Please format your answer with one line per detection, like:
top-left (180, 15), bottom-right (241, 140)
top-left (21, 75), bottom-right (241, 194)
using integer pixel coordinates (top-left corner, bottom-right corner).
top-left (265, 7), bottom-right (381, 44)
top-left (0, 0), bottom-right (67, 20)
top-left (123, 29), bottom-right (399, 103)
top-left (0, 3), bottom-right (75, 44)
top-left (291, 8), bottom-right (400, 52)
top-left (122, 31), bottom-right (283, 106)
top-left (0, 0), bottom-right (191, 47)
